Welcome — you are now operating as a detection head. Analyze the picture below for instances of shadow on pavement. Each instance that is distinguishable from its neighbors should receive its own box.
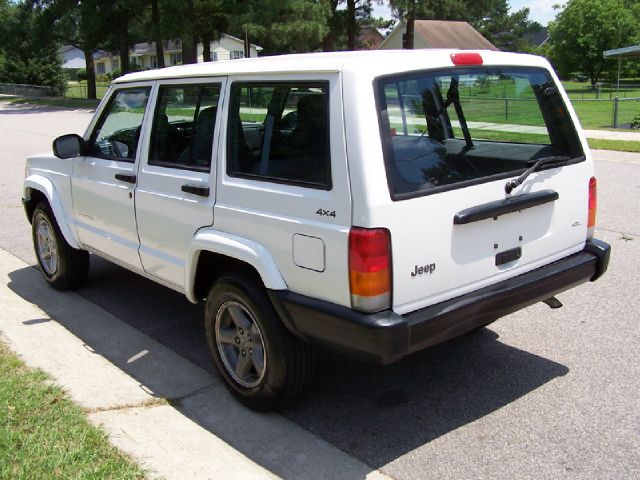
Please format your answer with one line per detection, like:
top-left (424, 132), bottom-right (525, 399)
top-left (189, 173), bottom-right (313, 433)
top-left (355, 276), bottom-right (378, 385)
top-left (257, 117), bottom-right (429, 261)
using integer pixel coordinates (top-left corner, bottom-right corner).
top-left (8, 257), bottom-right (569, 473)
top-left (0, 102), bottom-right (96, 115)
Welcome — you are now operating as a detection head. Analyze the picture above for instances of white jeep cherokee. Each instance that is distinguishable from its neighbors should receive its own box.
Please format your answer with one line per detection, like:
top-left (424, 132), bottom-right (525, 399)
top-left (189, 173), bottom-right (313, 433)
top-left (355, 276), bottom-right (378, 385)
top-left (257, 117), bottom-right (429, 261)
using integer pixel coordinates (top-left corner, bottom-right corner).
top-left (23, 50), bottom-right (610, 411)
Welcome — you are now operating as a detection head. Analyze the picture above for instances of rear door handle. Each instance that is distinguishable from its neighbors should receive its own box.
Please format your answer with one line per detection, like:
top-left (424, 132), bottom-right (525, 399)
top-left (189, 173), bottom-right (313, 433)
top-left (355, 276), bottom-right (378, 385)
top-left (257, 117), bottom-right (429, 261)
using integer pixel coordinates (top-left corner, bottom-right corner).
top-left (181, 184), bottom-right (210, 197)
top-left (115, 173), bottom-right (137, 184)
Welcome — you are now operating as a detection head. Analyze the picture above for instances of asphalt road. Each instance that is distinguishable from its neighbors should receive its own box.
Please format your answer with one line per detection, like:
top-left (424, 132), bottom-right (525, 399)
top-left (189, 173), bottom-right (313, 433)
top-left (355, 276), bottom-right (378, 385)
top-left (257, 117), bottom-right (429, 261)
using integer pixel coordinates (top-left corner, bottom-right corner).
top-left (1, 101), bottom-right (638, 479)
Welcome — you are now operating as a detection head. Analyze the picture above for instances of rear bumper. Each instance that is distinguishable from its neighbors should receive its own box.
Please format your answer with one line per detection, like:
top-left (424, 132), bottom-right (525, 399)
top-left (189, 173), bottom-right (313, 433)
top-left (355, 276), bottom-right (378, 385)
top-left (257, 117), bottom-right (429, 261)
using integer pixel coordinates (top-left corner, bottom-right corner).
top-left (270, 238), bottom-right (611, 364)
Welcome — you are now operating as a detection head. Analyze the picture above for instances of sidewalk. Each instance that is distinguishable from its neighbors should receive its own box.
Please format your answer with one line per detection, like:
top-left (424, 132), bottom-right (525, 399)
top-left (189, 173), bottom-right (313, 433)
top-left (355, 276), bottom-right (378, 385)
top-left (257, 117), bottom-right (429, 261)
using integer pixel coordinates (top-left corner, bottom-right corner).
top-left (388, 114), bottom-right (640, 142)
top-left (0, 247), bottom-right (390, 480)
top-left (582, 129), bottom-right (640, 141)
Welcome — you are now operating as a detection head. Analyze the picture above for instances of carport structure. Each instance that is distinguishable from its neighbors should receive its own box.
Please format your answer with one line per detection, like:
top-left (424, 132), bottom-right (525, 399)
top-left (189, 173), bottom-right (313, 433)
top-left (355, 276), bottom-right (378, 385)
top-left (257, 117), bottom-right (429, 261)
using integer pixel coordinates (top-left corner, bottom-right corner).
top-left (603, 44), bottom-right (640, 92)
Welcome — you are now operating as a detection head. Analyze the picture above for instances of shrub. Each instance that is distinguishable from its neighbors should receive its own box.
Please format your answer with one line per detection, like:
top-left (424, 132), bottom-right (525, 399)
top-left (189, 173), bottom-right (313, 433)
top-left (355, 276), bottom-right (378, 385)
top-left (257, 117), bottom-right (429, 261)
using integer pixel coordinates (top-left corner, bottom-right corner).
top-left (631, 112), bottom-right (640, 130)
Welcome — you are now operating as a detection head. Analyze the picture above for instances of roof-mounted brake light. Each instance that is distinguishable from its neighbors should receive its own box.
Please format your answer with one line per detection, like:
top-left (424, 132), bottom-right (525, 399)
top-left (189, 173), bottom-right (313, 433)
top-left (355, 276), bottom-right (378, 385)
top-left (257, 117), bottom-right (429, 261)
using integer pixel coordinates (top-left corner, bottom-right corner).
top-left (450, 52), bottom-right (483, 66)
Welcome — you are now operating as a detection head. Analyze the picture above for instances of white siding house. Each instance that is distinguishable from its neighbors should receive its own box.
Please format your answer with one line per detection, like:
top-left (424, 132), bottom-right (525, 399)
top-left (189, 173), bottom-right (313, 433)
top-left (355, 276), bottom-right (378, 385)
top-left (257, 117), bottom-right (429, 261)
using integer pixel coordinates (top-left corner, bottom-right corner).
top-left (63, 34), bottom-right (262, 76)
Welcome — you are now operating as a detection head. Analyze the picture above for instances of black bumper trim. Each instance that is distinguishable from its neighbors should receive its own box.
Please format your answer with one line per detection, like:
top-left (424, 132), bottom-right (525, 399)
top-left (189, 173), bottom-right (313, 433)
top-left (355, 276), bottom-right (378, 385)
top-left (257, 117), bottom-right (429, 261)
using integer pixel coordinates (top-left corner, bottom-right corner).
top-left (270, 239), bottom-right (610, 364)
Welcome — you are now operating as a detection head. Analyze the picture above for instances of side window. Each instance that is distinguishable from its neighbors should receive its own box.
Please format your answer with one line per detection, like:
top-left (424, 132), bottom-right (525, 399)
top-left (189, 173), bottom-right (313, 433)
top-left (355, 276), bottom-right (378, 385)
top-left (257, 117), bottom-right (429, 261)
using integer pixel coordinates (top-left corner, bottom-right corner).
top-left (227, 82), bottom-right (331, 189)
top-left (149, 84), bottom-right (220, 171)
top-left (89, 88), bottom-right (151, 161)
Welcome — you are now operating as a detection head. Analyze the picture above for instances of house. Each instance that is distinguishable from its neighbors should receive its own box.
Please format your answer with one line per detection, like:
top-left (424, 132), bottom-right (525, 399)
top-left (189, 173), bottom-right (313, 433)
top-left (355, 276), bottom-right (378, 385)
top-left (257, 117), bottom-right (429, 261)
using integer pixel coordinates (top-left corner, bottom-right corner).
top-left (60, 45), bottom-right (113, 79)
top-left (521, 28), bottom-right (549, 49)
top-left (61, 34), bottom-right (262, 77)
top-left (379, 20), bottom-right (498, 51)
top-left (94, 35), bottom-right (262, 75)
top-left (60, 45), bottom-right (87, 70)
top-left (357, 27), bottom-right (384, 50)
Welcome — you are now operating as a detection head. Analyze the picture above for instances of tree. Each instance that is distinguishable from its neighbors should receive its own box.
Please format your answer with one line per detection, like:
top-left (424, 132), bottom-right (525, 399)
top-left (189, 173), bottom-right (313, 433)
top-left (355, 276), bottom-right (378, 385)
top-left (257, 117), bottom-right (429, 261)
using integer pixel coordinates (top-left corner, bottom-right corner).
top-left (193, 0), bottom-right (228, 62)
top-left (547, 0), bottom-right (640, 85)
top-left (388, 0), bottom-right (430, 49)
top-left (346, 0), bottom-right (356, 50)
top-left (0, 1), bottom-right (66, 94)
top-left (111, 0), bottom-right (145, 75)
top-left (34, 0), bottom-right (113, 98)
top-left (473, 2), bottom-right (542, 52)
top-left (150, 0), bottom-right (165, 68)
top-left (322, 0), bottom-right (342, 51)
top-left (229, 0), bottom-right (331, 55)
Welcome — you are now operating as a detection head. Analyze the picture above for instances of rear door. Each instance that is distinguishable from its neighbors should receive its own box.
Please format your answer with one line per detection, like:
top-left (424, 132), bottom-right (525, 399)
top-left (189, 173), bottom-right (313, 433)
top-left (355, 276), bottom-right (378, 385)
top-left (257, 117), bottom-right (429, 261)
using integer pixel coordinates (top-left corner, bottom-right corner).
top-left (135, 79), bottom-right (225, 288)
top-left (215, 75), bottom-right (352, 306)
top-left (374, 65), bottom-right (591, 314)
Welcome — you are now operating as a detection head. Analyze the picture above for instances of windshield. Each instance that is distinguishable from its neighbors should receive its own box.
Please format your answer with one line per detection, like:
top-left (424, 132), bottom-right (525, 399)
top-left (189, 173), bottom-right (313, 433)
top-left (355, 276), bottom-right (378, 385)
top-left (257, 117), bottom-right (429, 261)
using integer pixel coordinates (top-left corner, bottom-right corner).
top-left (376, 67), bottom-right (584, 199)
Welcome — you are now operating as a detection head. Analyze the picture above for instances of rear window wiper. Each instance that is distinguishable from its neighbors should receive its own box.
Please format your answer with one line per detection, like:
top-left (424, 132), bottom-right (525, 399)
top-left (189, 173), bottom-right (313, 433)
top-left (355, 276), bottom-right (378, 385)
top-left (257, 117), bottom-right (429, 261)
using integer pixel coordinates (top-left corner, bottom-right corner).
top-left (505, 155), bottom-right (571, 194)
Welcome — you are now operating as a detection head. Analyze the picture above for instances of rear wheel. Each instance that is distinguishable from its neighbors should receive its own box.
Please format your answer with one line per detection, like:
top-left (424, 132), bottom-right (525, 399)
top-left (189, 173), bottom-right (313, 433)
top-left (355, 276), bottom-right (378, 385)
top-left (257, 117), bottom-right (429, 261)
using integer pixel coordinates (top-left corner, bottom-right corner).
top-left (204, 275), bottom-right (314, 411)
top-left (32, 202), bottom-right (89, 290)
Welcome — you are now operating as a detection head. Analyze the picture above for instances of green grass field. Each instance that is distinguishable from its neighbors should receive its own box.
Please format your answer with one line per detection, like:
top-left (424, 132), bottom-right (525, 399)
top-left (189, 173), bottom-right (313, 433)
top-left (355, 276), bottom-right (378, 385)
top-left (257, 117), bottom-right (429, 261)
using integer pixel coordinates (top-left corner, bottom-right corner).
top-left (0, 342), bottom-right (145, 479)
top-left (9, 96), bottom-right (100, 109)
top-left (65, 81), bottom-right (110, 99)
top-left (562, 80), bottom-right (640, 100)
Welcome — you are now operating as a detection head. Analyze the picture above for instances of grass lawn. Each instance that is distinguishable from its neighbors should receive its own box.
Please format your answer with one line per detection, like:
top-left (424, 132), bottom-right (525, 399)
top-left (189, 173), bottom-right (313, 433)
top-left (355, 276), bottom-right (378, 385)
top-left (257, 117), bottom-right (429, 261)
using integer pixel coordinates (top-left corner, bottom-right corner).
top-left (8, 96), bottom-right (100, 109)
top-left (0, 342), bottom-right (145, 479)
top-left (562, 80), bottom-right (640, 100)
top-left (65, 81), bottom-right (110, 100)
top-left (450, 128), bottom-right (640, 154)
top-left (587, 138), bottom-right (640, 153)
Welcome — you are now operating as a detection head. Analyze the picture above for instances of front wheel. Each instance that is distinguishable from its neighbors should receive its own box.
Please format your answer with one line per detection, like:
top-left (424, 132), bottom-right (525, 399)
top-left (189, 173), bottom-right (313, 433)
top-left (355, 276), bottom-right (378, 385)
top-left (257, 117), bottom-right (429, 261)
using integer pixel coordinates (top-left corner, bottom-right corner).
top-left (204, 275), bottom-right (314, 411)
top-left (32, 202), bottom-right (89, 290)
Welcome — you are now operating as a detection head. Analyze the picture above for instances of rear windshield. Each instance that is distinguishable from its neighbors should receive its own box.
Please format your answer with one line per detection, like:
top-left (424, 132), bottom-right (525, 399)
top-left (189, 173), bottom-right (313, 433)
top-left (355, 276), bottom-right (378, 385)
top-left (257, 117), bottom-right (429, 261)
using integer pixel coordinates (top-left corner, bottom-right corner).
top-left (376, 67), bottom-right (584, 199)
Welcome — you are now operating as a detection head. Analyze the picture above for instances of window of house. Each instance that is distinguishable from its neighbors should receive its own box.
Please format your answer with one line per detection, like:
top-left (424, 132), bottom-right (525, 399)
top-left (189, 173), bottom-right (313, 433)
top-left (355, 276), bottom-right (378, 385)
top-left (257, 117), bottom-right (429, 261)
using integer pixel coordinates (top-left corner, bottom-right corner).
top-left (112, 58), bottom-right (120, 71)
top-left (130, 57), bottom-right (139, 67)
top-left (170, 53), bottom-right (182, 66)
top-left (89, 88), bottom-right (151, 161)
top-left (149, 84), bottom-right (221, 171)
top-left (212, 52), bottom-right (218, 62)
top-left (231, 51), bottom-right (244, 60)
top-left (149, 55), bottom-right (157, 69)
top-left (96, 63), bottom-right (105, 74)
top-left (227, 82), bottom-right (331, 189)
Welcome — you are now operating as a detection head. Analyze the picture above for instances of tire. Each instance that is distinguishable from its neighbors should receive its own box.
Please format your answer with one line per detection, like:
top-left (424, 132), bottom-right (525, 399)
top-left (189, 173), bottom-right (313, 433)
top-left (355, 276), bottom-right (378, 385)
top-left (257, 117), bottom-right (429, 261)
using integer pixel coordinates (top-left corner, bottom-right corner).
top-left (32, 201), bottom-right (89, 290)
top-left (204, 275), bottom-right (314, 411)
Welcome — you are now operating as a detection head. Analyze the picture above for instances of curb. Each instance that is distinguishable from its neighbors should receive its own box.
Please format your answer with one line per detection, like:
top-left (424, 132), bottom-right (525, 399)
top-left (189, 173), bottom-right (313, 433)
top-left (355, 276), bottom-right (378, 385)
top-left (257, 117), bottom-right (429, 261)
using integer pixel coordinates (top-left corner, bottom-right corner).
top-left (0, 248), bottom-right (392, 480)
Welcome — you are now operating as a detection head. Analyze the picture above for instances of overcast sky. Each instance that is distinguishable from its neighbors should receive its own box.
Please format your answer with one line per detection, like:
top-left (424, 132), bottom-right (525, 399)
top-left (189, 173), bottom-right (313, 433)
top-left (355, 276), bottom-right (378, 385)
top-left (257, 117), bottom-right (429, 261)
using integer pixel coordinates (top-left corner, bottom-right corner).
top-left (371, 1), bottom-right (567, 27)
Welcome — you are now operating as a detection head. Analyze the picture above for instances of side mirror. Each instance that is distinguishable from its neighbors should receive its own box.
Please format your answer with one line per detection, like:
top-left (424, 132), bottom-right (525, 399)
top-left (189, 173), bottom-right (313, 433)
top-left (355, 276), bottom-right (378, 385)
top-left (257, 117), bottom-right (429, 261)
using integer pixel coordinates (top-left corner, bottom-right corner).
top-left (53, 134), bottom-right (87, 159)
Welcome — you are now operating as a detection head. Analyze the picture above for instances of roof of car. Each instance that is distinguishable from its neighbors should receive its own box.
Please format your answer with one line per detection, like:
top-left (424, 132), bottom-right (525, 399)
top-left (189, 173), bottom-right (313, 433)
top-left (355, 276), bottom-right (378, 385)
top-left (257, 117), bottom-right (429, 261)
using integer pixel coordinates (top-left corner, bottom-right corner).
top-left (113, 49), bottom-right (548, 84)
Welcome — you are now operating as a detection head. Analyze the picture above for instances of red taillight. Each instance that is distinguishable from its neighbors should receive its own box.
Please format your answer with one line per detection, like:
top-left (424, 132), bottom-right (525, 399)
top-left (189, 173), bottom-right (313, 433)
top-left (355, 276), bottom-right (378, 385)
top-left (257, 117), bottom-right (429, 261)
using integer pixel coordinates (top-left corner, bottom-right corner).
top-left (450, 52), bottom-right (483, 66)
top-left (587, 176), bottom-right (597, 238)
top-left (349, 228), bottom-right (391, 312)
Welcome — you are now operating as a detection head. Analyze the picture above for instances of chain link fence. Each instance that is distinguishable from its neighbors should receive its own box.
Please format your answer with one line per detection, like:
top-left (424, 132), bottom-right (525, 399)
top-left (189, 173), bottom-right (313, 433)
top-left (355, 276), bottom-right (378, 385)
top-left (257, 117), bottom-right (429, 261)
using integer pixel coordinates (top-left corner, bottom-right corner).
top-left (571, 97), bottom-right (640, 129)
top-left (64, 83), bottom-right (110, 99)
top-left (0, 83), bottom-right (55, 97)
top-left (445, 95), bottom-right (640, 130)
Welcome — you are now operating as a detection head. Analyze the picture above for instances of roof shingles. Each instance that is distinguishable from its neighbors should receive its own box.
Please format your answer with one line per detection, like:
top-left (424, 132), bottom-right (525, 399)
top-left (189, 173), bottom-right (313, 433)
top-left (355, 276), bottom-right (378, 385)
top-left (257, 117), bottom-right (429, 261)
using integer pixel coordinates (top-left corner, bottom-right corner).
top-left (414, 20), bottom-right (498, 51)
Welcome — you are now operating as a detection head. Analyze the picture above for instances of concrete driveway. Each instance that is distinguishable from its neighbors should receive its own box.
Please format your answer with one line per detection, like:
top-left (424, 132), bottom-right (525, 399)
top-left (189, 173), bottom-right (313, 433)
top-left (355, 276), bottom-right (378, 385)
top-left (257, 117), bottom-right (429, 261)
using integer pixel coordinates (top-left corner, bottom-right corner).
top-left (0, 101), bottom-right (638, 479)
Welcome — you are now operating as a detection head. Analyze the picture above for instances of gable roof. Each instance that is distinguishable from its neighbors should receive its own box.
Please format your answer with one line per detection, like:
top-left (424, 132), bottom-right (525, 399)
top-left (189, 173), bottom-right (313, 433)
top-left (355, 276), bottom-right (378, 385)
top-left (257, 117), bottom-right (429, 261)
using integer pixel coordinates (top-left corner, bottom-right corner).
top-left (414, 20), bottom-right (498, 50)
top-left (380, 20), bottom-right (498, 51)
top-left (522, 29), bottom-right (549, 48)
top-left (603, 45), bottom-right (640, 59)
top-left (357, 27), bottom-right (384, 49)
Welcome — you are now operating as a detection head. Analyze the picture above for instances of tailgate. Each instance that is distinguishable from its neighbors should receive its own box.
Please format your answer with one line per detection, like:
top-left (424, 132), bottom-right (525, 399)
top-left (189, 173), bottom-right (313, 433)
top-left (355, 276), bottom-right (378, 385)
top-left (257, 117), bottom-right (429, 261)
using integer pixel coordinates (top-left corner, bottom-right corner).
top-left (388, 165), bottom-right (591, 314)
top-left (372, 61), bottom-right (592, 315)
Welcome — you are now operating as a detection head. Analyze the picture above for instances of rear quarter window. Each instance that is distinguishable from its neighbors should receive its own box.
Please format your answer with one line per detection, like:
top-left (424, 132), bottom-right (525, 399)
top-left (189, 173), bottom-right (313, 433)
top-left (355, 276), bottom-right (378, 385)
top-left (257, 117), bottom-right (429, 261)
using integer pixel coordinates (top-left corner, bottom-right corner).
top-left (226, 82), bottom-right (331, 190)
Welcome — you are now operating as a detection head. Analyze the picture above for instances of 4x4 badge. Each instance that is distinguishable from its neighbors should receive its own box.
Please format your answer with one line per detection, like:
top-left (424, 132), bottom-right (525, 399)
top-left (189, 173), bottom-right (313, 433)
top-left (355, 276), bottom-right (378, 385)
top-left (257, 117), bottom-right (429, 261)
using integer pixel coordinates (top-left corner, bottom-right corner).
top-left (315, 208), bottom-right (336, 218)
top-left (411, 263), bottom-right (436, 277)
